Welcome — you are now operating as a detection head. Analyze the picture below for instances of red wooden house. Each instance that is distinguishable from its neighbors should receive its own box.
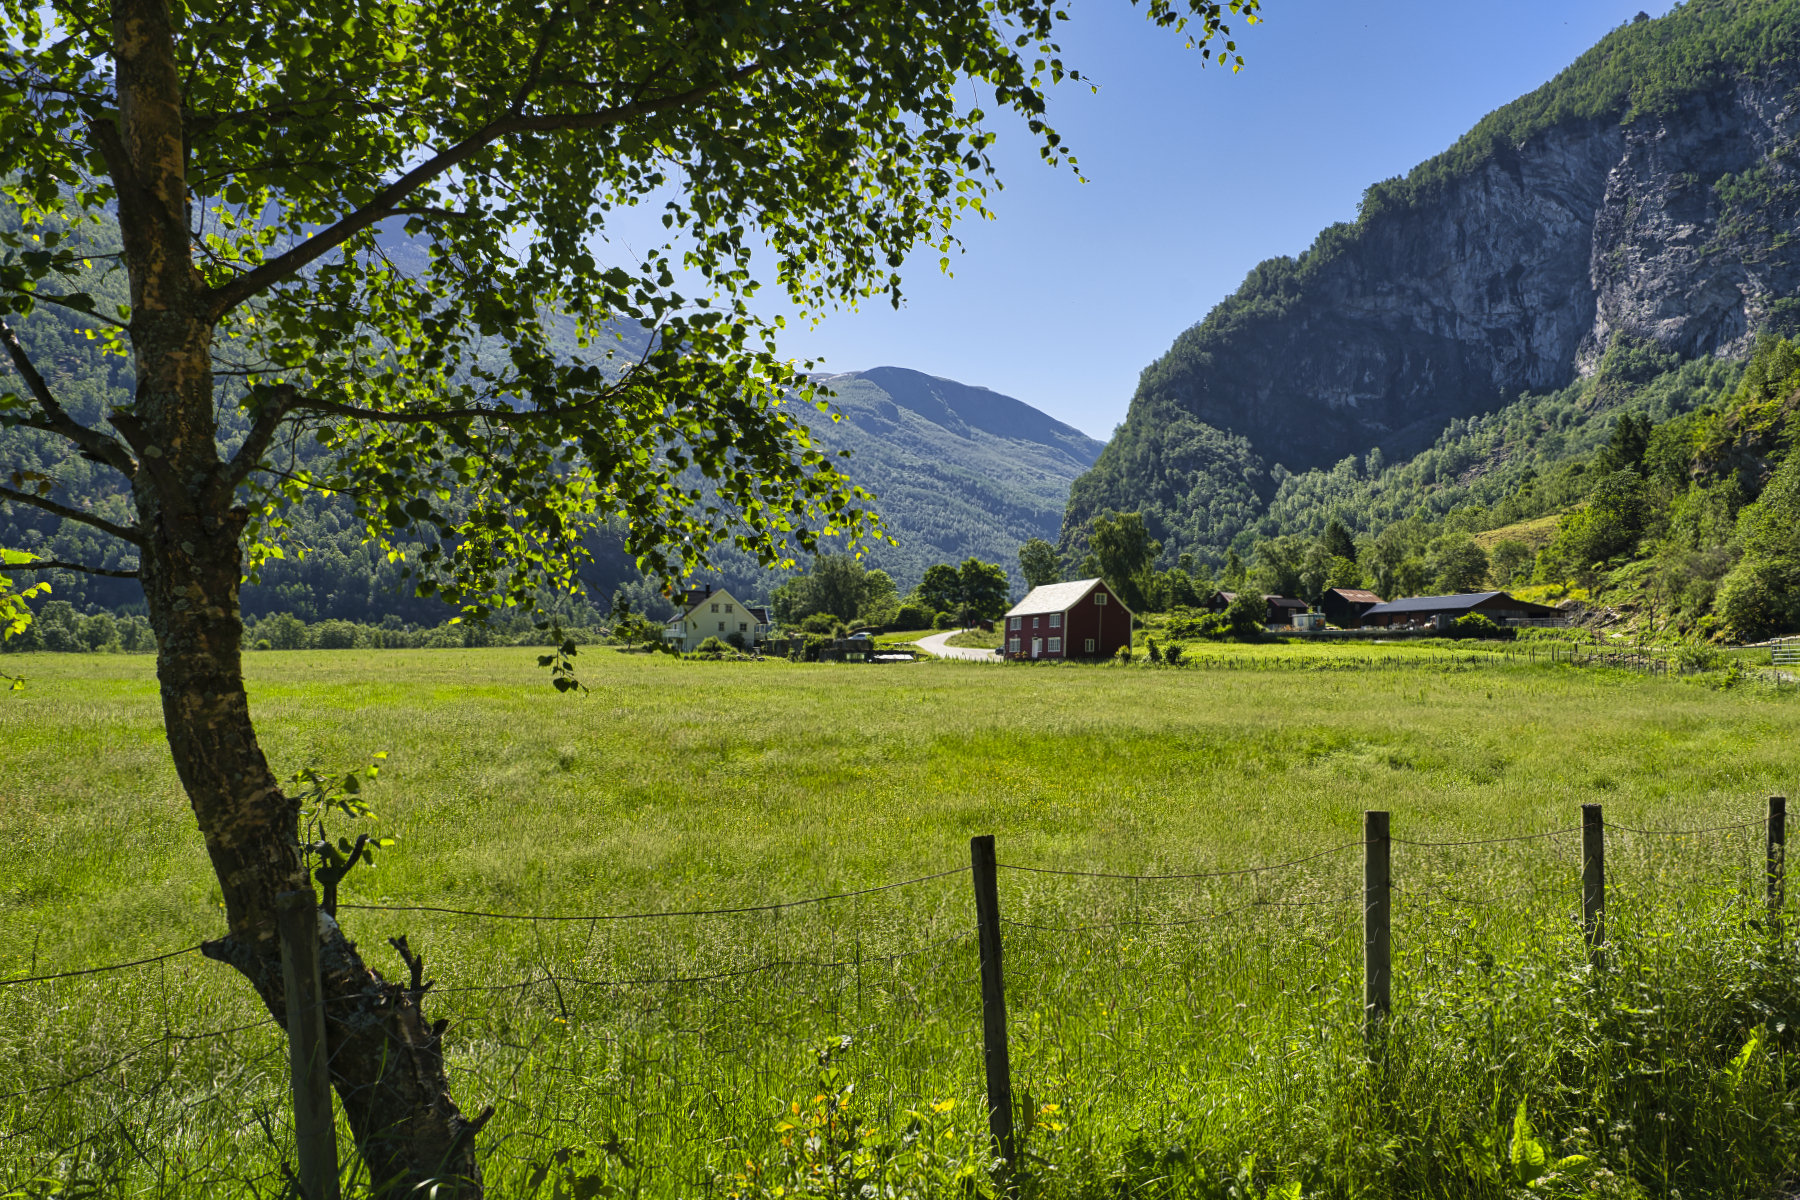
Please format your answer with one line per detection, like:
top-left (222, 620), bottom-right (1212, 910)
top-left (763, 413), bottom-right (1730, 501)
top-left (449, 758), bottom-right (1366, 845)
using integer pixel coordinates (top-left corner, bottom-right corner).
top-left (1002, 578), bottom-right (1134, 661)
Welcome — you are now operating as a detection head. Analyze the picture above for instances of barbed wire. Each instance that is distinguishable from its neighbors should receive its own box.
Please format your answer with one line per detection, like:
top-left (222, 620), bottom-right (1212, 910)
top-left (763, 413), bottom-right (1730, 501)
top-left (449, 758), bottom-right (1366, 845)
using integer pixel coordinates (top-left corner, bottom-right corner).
top-left (340, 866), bottom-right (969, 923)
top-left (422, 931), bottom-right (978, 998)
top-left (998, 840), bottom-right (1365, 881)
top-left (0, 943), bottom-right (202, 989)
top-left (1000, 887), bottom-right (1363, 934)
top-left (1604, 819), bottom-right (1762, 836)
top-left (1394, 828), bottom-right (1580, 847)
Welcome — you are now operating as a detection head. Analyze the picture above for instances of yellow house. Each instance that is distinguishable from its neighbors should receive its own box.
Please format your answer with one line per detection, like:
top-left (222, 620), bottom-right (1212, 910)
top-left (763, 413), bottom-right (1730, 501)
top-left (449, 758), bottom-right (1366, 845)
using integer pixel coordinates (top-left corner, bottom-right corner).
top-left (663, 584), bottom-right (769, 651)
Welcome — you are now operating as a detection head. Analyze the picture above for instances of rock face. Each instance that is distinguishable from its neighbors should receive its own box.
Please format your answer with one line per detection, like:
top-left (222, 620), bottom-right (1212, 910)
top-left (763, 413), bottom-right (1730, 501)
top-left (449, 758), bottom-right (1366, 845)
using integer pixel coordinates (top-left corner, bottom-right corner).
top-left (1064, 34), bottom-right (1800, 559)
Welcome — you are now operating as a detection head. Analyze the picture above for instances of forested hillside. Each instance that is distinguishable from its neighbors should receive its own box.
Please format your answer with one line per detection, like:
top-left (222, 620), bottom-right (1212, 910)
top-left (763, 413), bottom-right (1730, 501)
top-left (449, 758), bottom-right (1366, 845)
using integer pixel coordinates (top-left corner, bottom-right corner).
top-left (1064, 0), bottom-right (1800, 583)
top-left (1, 209), bottom-right (1098, 625)
top-left (1169, 332), bottom-right (1798, 641)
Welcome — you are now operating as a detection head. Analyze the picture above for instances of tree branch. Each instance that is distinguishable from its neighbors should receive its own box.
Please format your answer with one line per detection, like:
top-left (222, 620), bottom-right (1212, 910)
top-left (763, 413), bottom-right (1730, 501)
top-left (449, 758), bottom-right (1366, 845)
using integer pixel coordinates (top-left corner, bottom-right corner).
top-left (220, 384), bottom-right (304, 494)
top-left (206, 56), bottom-right (774, 318)
top-left (0, 317), bottom-right (138, 478)
top-left (510, 3), bottom-right (570, 117)
top-left (7, 289), bottom-right (132, 330)
top-left (5, 557), bottom-right (139, 578)
top-left (0, 484), bottom-right (144, 544)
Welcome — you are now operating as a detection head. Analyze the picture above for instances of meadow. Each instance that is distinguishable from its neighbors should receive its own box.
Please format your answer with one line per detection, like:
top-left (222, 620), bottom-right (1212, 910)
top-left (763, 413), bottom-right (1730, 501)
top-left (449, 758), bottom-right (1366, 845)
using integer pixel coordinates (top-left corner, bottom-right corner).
top-left (2, 645), bottom-right (1798, 1197)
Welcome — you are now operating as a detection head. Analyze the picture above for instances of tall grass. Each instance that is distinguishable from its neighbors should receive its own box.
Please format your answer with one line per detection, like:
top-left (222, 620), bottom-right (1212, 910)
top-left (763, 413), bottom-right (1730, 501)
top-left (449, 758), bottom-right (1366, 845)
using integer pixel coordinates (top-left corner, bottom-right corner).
top-left (0, 649), bottom-right (1797, 1196)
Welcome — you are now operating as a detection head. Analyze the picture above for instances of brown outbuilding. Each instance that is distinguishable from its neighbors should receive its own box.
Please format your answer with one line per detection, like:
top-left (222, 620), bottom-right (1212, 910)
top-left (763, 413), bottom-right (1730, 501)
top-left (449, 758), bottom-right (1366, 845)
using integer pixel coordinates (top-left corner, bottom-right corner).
top-left (1357, 590), bottom-right (1559, 629)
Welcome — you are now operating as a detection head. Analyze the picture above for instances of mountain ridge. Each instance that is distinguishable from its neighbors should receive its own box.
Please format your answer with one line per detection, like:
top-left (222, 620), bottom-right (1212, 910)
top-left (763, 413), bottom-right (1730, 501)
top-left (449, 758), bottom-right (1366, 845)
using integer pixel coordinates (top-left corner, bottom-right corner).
top-left (1063, 0), bottom-right (1800, 564)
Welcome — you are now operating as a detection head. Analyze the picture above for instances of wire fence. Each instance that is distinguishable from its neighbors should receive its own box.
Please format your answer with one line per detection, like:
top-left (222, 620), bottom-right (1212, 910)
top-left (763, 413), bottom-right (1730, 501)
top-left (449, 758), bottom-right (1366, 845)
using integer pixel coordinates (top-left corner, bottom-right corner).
top-left (0, 798), bottom-right (1789, 1197)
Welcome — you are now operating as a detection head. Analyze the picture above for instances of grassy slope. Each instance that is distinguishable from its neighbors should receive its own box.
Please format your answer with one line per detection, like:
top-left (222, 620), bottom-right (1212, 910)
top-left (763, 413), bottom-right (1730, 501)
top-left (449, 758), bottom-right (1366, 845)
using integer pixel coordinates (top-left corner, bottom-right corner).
top-left (5, 649), bottom-right (1800, 1196)
top-left (4, 648), bottom-right (1794, 966)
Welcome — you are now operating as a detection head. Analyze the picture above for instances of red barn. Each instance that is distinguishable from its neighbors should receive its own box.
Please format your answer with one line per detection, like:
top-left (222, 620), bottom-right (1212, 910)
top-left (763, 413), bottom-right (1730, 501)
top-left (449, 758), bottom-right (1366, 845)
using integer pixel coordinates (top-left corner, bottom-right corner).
top-left (1002, 578), bottom-right (1134, 661)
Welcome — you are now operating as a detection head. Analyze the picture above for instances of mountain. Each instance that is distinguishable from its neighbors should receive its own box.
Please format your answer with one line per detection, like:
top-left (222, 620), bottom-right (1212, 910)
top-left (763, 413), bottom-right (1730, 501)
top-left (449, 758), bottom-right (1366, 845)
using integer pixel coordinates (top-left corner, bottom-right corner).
top-left (1064, 0), bottom-right (1800, 563)
top-left (0, 289), bottom-right (1099, 621)
top-left (798, 367), bottom-right (1103, 585)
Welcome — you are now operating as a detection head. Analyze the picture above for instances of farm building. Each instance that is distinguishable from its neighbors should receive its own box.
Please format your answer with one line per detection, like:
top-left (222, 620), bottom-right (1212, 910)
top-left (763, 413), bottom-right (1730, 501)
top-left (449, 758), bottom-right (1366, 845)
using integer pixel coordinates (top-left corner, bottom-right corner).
top-left (663, 584), bottom-right (771, 651)
top-left (1357, 591), bottom-right (1560, 629)
top-left (1003, 578), bottom-right (1133, 661)
top-left (1204, 591), bottom-right (1312, 626)
top-left (1320, 588), bottom-right (1382, 628)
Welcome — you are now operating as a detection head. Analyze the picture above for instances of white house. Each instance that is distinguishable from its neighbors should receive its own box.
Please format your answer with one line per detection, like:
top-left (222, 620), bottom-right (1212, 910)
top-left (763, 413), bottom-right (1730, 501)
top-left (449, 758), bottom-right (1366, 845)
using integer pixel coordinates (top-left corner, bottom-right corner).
top-left (663, 584), bottom-right (770, 651)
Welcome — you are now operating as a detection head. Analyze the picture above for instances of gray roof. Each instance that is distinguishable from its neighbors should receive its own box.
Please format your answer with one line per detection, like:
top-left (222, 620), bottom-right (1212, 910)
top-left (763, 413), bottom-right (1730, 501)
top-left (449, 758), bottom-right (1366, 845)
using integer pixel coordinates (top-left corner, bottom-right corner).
top-left (1362, 591), bottom-right (1511, 616)
top-left (1006, 578), bottom-right (1134, 619)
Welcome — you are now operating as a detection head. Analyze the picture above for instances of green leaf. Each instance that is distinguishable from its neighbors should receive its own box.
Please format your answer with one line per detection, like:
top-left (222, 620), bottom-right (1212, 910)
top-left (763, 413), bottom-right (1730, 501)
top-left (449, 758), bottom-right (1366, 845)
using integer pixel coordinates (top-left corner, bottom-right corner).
top-left (1509, 1100), bottom-right (1548, 1185)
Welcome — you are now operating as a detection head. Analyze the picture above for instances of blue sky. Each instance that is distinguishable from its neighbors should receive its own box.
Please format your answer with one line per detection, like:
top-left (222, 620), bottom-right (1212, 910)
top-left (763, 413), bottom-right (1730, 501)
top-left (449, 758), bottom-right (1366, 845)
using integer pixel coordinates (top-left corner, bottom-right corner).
top-left (610, 1), bottom-right (1678, 440)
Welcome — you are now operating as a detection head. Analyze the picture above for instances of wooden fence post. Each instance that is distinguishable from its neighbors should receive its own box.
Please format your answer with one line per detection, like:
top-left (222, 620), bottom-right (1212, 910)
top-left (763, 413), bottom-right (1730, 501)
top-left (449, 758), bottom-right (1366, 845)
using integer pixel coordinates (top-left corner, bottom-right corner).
top-left (277, 890), bottom-right (341, 1200)
top-left (1769, 795), bottom-right (1787, 941)
top-left (1363, 811), bottom-right (1390, 1051)
top-left (1581, 804), bottom-right (1605, 969)
top-left (970, 835), bottom-right (1016, 1175)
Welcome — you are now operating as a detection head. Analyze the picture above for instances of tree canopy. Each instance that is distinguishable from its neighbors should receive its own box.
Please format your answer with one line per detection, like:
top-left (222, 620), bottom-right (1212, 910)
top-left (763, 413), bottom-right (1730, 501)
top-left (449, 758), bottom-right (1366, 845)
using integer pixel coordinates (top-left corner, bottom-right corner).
top-left (0, 1), bottom-right (1265, 1187)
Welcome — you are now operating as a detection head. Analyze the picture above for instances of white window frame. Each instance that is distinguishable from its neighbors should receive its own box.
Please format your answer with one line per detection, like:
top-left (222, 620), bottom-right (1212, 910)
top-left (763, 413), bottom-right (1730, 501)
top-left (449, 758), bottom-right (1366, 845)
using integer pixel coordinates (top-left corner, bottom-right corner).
top-left (1007, 637), bottom-right (1020, 654)
top-left (1094, 592), bottom-right (1108, 605)
top-left (725, 604), bottom-right (734, 613)
top-left (1009, 616), bottom-right (1021, 631)
top-left (1085, 638), bottom-right (1095, 653)
top-left (1048, 637), bottom-right (1062, 653)
top-left (711, 603), bottom-right (720, 613)
top-left (1049, 613), bottom-right (1062, 628)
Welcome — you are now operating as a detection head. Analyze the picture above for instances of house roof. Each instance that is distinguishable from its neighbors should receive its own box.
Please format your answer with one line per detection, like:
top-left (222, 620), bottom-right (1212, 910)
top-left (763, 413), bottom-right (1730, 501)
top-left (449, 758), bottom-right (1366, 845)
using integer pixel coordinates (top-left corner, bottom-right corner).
top-left (1362, 591), bottom-right (1550, 617)
top-left (1326, 588), bottom-right (1383, 604)
top-left (1267, 596), bottom-right (1309, 610)
top-left (1005, 578), bottom-right (1134, 619)
top-left (678, 585), bottom-right (746, 617)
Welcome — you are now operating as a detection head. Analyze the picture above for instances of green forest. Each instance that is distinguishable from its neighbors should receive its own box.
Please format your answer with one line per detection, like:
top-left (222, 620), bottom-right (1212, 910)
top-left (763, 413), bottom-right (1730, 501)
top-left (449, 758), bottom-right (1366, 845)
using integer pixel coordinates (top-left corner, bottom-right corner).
top-left (1067, 333), bottom-right (1798, 641)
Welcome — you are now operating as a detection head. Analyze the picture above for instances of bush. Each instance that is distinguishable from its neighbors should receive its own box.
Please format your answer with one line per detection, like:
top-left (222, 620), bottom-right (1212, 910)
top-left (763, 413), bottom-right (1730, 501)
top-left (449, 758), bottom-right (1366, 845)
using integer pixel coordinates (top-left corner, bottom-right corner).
top-left (312, 619), bottom-right (359, 650)
top-left (1448, 613), bottom-right (1511, 640)
top-left (800, 613), bottom-right (840, 634)
top-left (1222, 592), bottom-right (1269, 641)
top-left (259, 613), bottom-right (309, 650)
top-left (726, 631), bottom-right (746, 650)
top-left (695, 636), bottom-right (730, 656)
top-left (1145, 638), bottom-right (1162, 663)
top-left (929, 610), bottom-right (954, 630)
top-left (1716, 555), bottom-right (1800, 642)
top-left (1112, 644), bottom-right (1133, 664)
top-left (894, 603), bottom-right (932, 630)
top-left (1164, 643), bottom-right (1185, 666)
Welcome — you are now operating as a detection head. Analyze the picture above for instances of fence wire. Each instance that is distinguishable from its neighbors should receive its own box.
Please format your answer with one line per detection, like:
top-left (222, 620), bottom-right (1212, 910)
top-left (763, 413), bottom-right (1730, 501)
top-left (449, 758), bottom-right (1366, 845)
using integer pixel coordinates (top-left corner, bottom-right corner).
top-left (1, 799), bottom-right (1789, 1197)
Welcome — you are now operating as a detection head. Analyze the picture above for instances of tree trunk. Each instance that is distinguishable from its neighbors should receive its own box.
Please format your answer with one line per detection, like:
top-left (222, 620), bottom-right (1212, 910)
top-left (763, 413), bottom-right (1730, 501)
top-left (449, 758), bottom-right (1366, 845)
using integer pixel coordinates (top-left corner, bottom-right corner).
top-left (108, 0), bottom-right (486, 1189)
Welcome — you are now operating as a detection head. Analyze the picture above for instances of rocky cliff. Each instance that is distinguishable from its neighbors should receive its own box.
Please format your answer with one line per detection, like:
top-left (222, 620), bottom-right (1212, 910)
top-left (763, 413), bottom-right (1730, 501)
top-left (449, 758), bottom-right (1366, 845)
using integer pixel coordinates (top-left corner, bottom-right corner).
top-left (1064, 0), bottom-right (1800, 562)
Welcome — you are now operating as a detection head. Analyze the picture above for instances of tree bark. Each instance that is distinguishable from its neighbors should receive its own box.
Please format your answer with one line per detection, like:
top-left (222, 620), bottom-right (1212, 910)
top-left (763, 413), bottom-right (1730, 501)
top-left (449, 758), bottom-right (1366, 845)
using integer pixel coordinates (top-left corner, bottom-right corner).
top-left (108, 0), bottom-right (485, 1189)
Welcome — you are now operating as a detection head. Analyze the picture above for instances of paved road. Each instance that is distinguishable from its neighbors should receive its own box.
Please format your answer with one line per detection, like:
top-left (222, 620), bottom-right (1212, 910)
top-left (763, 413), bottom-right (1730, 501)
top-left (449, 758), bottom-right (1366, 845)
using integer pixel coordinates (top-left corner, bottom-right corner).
top-left (914, 630), bottom-right (1002, 662)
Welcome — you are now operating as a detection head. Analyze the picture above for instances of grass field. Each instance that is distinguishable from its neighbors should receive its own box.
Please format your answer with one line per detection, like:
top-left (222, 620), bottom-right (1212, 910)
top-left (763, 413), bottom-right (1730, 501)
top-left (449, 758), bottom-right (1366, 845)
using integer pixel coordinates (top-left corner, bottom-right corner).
top-left (3, 646), bottom-right (1799, 1197)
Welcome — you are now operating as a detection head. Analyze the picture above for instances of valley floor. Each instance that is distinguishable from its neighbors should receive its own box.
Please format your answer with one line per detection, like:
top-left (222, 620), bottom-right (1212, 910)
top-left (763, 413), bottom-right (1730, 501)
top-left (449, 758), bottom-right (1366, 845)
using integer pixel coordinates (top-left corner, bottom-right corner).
top-left (3, 647), bottom-right (1797, 1196)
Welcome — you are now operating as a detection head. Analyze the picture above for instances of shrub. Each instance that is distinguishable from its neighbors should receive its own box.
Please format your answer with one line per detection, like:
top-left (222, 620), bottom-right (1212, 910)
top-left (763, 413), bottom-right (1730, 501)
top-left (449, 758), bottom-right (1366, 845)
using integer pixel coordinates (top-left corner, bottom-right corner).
top-left (800, 613), bottom-right (840, 634)
top-left (894, 602), bottom-right (932, 630)
top-left (76, 612), bottom-right (117, 652)
top-left (1448, 613), bottom-right (1511, 640)
top-left (259, 613), bottom-right (309, 650)
top-left (1146, 638), bottom-right (1162, 663)
top-left (255, 639), bottom-right (272, 651)
top-left (726, 631), bottom-right (746, 650)
top-left (1716, 555), bottom-right (1800, 642)
top-left (1112, 644), bottom-right (1133, 665)
top-left (696, 636), bottom-right (730, 656)
top-left (312, 619), bottom-right (359, 649)
top-left (1222, 592), bottom-right (1268, 641)
top-left (932, 611), bottom-right (954, 630)
top-left (1164, 643), bottom-right (1185, 666)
